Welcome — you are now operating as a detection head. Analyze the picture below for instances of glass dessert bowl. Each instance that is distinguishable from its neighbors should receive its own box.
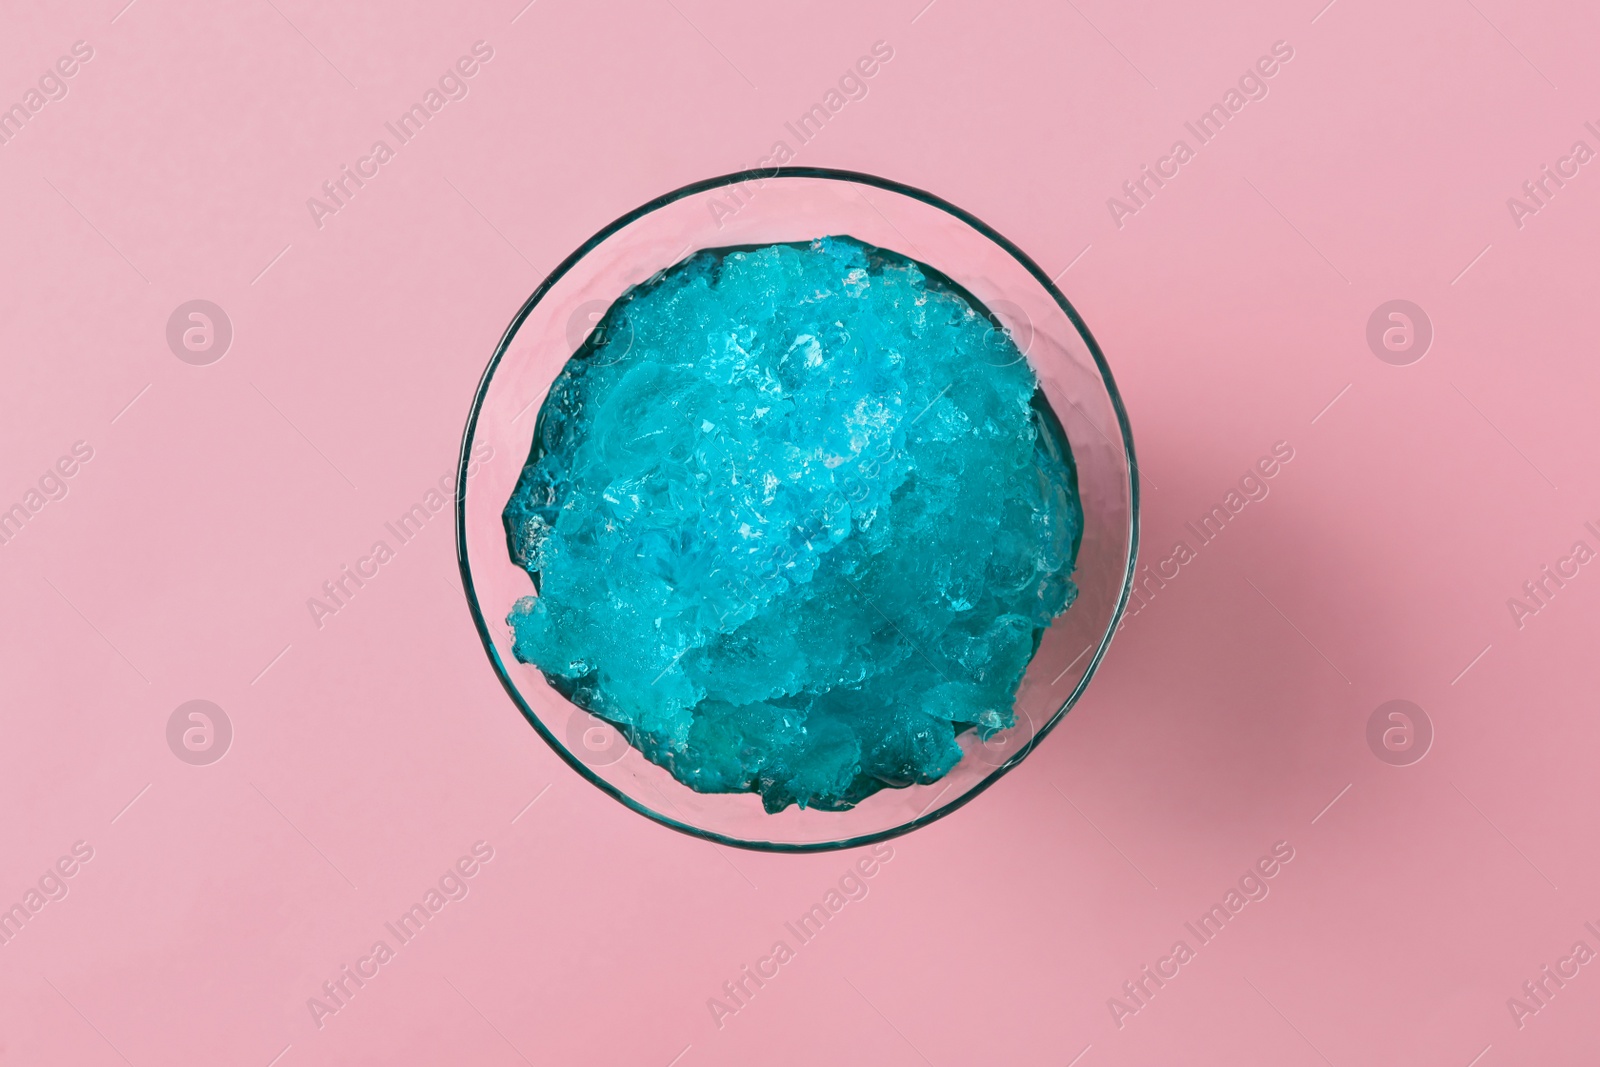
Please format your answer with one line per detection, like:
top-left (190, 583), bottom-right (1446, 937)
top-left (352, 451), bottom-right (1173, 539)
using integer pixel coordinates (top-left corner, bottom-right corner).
top-left (457, 168), bottom-right (1138, 851)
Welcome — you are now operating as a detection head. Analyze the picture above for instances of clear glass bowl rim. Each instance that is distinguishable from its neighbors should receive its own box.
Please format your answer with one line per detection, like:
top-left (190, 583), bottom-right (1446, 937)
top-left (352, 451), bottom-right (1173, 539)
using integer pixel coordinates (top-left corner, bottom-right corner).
top-left (455, 166), bottom-right (1142, 852)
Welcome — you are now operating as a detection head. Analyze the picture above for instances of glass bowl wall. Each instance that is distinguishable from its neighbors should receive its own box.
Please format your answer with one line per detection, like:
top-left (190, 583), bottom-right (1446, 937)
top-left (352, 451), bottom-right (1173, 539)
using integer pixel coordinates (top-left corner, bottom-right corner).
top-left (457, 168), bottom-right (1138, 851)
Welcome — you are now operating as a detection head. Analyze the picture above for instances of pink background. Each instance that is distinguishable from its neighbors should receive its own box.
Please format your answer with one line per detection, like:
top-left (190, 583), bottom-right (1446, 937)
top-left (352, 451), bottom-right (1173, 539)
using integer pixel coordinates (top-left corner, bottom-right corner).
top-left (2, 0), bottom-right (1597, 1063)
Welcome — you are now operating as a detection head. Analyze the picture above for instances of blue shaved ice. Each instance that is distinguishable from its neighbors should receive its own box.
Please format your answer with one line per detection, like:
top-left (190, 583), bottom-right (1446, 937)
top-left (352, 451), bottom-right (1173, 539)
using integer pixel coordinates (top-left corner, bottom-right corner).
top-left (503, 236), bottom-right (1082, 812)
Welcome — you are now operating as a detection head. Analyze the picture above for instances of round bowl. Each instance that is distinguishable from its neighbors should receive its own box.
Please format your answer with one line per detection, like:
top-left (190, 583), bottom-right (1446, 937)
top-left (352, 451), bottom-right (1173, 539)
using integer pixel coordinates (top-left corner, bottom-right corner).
top-left (456, 168), bottom-right (1139, 852)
